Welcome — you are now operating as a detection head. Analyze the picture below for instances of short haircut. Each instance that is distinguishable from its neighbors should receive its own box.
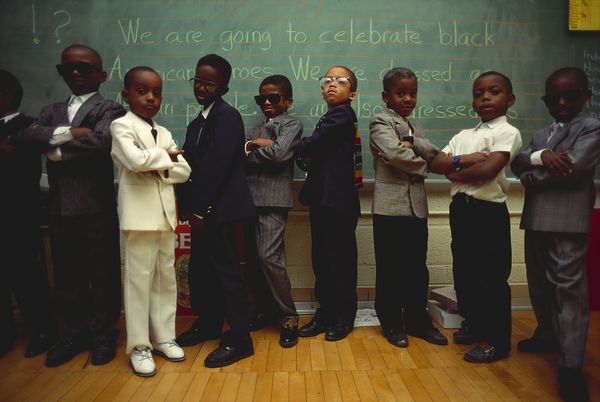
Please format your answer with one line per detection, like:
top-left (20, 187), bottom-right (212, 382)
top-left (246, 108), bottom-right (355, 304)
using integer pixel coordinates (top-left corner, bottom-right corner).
top-left (545, 67), bottom-right (589, 92)
top-left (329, 65), bottom-right (358, 91)
top-left (61, 44), bottom-right (103, 69)
top-left (260, 75), bottom-right (293, 99)
top-left (124, 66), bottom-right (159, 89)
top-left (196, 54), bottom-right (232, 86)
top-left (383, 67), bottom-right (417, 91)
top-left (0, 69), bottom-right (24, 110)
top-left (475, 71), bottom-right (513, 94)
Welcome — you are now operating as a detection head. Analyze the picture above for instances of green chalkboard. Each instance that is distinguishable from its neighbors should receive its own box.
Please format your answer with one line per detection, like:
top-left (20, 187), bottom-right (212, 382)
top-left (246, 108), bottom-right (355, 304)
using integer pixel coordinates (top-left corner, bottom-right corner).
top-left (1, 0), bottom-right (599, 180)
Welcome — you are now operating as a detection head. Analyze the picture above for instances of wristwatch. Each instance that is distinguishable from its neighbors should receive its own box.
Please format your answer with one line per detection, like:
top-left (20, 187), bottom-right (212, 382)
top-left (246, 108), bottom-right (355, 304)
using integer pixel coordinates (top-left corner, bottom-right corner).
top-left (452, 155), bottom-right (461, 169)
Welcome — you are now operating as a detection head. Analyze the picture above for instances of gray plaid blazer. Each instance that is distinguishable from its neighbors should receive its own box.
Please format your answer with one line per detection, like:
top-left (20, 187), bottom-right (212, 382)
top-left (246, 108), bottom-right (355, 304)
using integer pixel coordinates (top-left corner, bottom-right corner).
top-left (511, 114), bottom-right (600, 233)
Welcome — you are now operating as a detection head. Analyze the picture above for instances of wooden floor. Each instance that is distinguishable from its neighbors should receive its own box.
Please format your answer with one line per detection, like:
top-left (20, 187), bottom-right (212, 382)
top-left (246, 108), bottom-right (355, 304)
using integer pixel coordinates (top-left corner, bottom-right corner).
top-left (0, 311), bottom-right (599, 401)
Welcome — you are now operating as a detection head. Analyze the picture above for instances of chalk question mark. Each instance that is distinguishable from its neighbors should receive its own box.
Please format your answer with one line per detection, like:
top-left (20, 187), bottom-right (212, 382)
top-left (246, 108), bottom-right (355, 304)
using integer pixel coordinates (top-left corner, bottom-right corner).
top-left (53, 10), bottom-right (71, 44)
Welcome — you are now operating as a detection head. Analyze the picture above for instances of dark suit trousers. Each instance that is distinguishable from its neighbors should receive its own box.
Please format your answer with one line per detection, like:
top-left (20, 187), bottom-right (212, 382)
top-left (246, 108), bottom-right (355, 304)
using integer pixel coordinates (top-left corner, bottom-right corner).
top-left (245, 207), bottom-right (297, 319)
top-left (0, 214), bottom-right (55, 342)
top-left (189, 217), bottom-right (252, 348)
top-left (449, 194), bottom-right (512, 353)
top-left (50, 210), bottom-right (121, 343)
top-left (373, 214), bottom-right (432, 333)
top-left (309, 206), bottom-right (358, 326)
top-left (525, 230), bottom-right (589, 368)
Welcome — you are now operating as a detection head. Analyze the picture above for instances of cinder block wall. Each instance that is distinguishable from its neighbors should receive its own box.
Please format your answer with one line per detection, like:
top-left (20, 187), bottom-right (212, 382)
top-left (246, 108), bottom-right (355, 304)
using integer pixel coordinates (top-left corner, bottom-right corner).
top-left (286, 181), bottom-right (579, 303)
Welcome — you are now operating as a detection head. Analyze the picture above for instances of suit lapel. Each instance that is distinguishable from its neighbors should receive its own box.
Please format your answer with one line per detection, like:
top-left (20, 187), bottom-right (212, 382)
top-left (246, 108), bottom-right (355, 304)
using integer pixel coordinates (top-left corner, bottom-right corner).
top-left (70, 93), bottom-right (102, 127)
top-left (131, 112), bottom-right (156, 150)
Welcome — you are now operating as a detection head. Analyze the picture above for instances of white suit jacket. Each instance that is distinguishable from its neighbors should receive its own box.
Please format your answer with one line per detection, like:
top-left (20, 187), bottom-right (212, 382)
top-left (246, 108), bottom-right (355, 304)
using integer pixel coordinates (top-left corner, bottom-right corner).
top-left (111, 111), bottom-right (191, 231)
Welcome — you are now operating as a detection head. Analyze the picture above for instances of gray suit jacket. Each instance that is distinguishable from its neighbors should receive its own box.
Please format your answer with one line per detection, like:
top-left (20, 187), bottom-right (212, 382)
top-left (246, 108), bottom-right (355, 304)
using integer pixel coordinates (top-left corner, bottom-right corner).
top-left (20, 93), bottom-right (126, 216)
top-left (370, 108), bottom-right (439, 218)
top-left (245, 113), bottom-right (303, 208)
top-left (511, 114), bottom-right (600, 233)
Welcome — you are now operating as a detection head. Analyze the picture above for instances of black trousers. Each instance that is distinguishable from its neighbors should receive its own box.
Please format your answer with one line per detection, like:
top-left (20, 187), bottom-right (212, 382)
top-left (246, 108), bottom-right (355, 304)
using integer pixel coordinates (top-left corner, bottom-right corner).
top-left (50, 209), bottom-right (121, 344)
top-left (309, 206), bottom-right (358, 326)
top-left (189, 217), bottom-right (251, 348)
top-left (449, 194), bottom-right (512, 353)
top-left (373, 214), bottom-right (432, 333)
top-left (0, 214), bottom-right (56, 343)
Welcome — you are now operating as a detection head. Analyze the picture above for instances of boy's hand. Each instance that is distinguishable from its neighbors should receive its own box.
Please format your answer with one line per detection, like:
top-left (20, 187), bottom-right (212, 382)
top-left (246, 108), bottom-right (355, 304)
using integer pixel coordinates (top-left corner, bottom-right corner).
top-left (459, 152), bottom-right (489, 167)
top-left (168, 149), bottom-right (184, 162)
top-left (0, 137), bottom-right (14, 152)
top-left (541, 150), bottom-right (573, 176)
top-left (70, 127), bottom-right (92, 139)
top-left (400, 140), bottom-right (413, 149)
top-left (252, 138), bottom-right (275, 148)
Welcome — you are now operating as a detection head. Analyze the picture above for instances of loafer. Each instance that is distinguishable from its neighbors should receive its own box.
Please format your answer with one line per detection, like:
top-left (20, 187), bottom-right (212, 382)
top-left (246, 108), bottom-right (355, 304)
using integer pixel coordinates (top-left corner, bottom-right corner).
top-left (299, 318), bottom-right (328, 338)
top-left (91, 339), bottom-right (116, 366)
top-left (558, 366), bottom-right (589, 402)
top-left (279, 317), bottom-right (299, 348)
top-left (325, 324), bottom-right (353, 342)
top-left (176, 326), bottom-right (221, 347)
top-left (463, 343), bottom-right (508, 363)
top-left (384, 329), bottom-right (408, 348)
top-left (45, 338), bottom-right (89, 367)
top-left (408, 327), bottom-right (448, 346)
top-left (453, 321), bottom-right (477, 345)
top-left (130, 347), bottom-right (156, 377)
top-left (204, 344), bottom-right (254, 368)
top-left (249, 313), bottom-right (279, 332)
top-left (517, 336), bottom-right (559, 353)
top-left (25, 331), bottom-right (59, 358)
top-left (152, 340), bottom-right (185, 362)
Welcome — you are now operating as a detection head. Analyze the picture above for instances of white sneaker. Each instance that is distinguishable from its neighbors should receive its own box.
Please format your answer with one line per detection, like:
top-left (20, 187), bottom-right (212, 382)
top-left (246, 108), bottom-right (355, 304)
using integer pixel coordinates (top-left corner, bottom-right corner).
top-left (130, 346), bottom-right (156, 377)
top-left (152, 340), bottom-right (185, 362)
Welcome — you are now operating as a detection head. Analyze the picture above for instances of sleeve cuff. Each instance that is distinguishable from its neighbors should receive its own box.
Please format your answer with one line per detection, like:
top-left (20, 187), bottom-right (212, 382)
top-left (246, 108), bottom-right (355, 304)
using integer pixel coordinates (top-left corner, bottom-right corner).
top-left (50, 126), bottom-right (73, 145)
top-left (530, 149), bottom-right (547, 166)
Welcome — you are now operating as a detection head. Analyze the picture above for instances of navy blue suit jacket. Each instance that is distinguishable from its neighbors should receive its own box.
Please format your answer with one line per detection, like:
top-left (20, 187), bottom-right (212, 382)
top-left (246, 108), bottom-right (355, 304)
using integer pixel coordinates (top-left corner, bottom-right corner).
top-left (295, 103), bottom-right (360, 217)
top-left (179, 98), bottom-right (255, 223)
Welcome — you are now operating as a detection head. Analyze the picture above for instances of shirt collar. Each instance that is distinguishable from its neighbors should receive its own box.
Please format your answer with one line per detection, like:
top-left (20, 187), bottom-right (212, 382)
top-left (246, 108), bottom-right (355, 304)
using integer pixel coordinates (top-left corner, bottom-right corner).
top-left (1, 112), bottom-right (20, 124)
top-left (69, 92), bottom-right (97, 105)
top-left (475, 115), bottom-right (507, 130)
top-left (201, 101), bottom-right (215, 119)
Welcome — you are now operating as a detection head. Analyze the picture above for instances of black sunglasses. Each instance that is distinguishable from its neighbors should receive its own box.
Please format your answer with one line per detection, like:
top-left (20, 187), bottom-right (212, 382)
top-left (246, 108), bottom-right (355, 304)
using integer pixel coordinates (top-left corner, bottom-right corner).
top-left (541, 89), bottom-right (584, 106)
top-left (254, 94), bottom-right (282, 106)
top-left (56, 62), bottom-right (98, 76)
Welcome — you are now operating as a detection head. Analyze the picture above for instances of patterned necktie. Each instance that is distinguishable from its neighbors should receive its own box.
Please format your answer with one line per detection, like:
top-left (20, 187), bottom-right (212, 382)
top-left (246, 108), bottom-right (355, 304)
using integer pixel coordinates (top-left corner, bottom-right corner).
top-left (195, 113), bottom-right (206, 145)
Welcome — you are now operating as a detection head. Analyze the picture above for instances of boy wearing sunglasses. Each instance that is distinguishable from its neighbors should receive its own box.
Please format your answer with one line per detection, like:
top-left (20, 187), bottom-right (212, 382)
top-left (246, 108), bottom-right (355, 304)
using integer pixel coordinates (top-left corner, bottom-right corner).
top-left (295, 66), bottom-right (360, 342)
top-left (20, 44), bottom-right (125, 367)
top-left (244, 75), bottom-right (303, 347)
top-left (511, 67), bottom-right (600, 402)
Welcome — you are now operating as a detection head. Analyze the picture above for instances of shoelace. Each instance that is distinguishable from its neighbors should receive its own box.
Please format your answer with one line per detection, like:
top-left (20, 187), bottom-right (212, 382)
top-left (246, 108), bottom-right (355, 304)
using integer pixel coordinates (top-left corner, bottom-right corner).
top-left (158, 340), bottom-right (179, 350)
top-left (134, 348), bottom-right (153, 362)
top-left (282, 319), bottom-right (297, 330)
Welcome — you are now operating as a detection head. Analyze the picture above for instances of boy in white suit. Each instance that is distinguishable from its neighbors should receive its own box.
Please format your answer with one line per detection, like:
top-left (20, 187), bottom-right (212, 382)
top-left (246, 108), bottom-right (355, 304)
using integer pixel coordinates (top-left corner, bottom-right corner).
top-left (111, 66), bottom-right (191, 377)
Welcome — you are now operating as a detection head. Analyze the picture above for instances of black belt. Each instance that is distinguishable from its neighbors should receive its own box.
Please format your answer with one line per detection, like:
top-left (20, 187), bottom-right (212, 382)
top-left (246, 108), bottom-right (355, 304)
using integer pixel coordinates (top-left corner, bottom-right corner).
top-left (452, 192), bottom-right (496, 205)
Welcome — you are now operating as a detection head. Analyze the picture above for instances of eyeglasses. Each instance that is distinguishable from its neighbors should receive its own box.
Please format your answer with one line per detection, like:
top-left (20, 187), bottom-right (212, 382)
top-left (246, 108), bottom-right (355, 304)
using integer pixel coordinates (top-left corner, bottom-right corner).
top-left (189, 77), bottom-right (220, 91)
top-left (541, 89), bottom-right (584, 106)
top-left (254, 94), bottom-right (282, 106)
top-left (55, 62), bottom-right (98, 76)
top-left (319, 76), bottom-right (352, 89)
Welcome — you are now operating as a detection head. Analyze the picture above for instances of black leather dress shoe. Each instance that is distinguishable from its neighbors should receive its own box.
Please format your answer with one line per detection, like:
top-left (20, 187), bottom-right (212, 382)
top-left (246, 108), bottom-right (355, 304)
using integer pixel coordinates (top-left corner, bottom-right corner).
top-left (45, 338), bottom-right (88, 367)
top-left (176, 326), bottom-right (221, 347)
top-left (249, 313), bottom-right (279, 332)
top-left (91, 339), bottom-right (116, 365)
top-left (558, 366), bottom-right (589, 402)
top-left (325, 324), bottom-right (352, 342)
top-left (279, 317), bottom-right (299, 348)
top-left (204, 344), bottom-right (254, 368)
top-left (298, 318), bottom-right (328, 338)
top-left (517, 336), bottom-right (559, 353)
top-left (453, 321), bottom-right (477, 345)
top-left (25, 331), bottom-right (59, 358)
top-left (408, 327), bottom-right (448, 346)
top-left (384, 329), bottom-right (408, 348)
top-left (463, 343), bottom-right (508, 363)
